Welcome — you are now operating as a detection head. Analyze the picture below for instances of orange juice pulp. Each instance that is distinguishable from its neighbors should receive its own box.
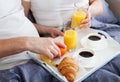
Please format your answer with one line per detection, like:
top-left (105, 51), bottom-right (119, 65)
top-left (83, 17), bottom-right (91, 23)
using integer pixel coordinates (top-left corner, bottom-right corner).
top-left (71, 9), bottom-right (87, 29)
top-left (64, 30), bottom-right (77, 50)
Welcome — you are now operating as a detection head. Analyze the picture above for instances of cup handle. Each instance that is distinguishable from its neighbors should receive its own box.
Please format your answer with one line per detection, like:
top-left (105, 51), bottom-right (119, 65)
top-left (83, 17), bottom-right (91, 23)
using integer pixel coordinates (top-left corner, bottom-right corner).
top-left (98, 32), bottom-right (107, 39)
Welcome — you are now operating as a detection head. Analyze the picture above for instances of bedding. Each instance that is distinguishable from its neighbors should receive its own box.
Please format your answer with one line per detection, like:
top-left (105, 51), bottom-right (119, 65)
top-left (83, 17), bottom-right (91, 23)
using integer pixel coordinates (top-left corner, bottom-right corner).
top-left (83, 53), bottom-right (120, 82)
top-left (0, 0), bottom-right (119, 82)
top-left (0, 53), bottom-right (120, 82)
top-left (91, 17), bottom-right (120, 43)
top-left (0, 60), bottom-right (60, 82)
top-left (91, 0), bottom-right (120, 43)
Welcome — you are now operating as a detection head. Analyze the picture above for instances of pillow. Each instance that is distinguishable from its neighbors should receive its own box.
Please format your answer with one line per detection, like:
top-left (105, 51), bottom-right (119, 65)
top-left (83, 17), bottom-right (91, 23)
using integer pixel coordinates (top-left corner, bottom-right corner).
top-left (94, 0), bottom-right (118, 24)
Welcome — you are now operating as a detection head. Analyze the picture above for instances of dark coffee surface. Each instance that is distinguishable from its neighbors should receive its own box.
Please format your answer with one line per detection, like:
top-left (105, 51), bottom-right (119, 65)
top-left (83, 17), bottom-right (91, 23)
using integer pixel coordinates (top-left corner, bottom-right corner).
top-left (88, 35), bottom-right (101, 41)
top-left (79, 51), bottom-right (93, 58)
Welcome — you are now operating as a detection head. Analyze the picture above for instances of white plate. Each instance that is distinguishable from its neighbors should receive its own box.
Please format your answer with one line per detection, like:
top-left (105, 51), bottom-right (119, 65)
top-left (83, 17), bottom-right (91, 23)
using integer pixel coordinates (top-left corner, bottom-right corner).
top-left (82, 60), bottom-right (95, 68)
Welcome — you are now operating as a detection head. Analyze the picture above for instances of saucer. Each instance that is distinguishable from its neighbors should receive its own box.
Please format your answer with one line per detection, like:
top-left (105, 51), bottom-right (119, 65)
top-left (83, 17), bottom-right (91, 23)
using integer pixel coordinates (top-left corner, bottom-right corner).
top-left (80, 36), bottom-right (108, 51)
top-left (72, 48), bottom-right (95, 68)
top-left (72, 58), bottom-right (95, 68)
top-left (80, 60), bottom-right (95, 68)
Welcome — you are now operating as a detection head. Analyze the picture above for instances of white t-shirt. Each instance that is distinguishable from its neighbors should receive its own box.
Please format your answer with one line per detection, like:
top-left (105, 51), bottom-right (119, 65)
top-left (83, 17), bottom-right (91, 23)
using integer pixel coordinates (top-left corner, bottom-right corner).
top-left (0, 0), bottom-right (39, 70)
top-left (27, 0), bottom-right (89, 27)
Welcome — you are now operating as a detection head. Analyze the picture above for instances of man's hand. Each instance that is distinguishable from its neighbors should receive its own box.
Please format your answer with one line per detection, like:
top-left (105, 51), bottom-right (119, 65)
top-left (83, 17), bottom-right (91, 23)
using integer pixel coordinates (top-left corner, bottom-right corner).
top-left (34, 24), bottom-right (64, 38)
top-left (26, 37), bottom-right (66, 59)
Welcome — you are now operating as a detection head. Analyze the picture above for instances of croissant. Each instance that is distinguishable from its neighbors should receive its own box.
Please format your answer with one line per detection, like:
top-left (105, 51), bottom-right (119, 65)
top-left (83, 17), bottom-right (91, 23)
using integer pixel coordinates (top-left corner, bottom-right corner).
top-left (57, 57), bottom-right (79, 82)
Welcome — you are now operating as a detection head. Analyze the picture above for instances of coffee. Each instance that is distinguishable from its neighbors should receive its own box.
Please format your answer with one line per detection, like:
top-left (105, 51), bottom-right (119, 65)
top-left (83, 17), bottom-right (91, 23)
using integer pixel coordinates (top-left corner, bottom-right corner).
top-left (88, 35), bottom-right (101, 41)
top-left (79, 51), bottom-right (93, 58)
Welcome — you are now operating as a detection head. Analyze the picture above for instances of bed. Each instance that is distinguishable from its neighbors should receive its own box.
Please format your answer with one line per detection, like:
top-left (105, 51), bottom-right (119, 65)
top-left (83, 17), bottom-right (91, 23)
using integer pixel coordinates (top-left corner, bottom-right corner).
top-left (0, 0), bottom-right (120, 82)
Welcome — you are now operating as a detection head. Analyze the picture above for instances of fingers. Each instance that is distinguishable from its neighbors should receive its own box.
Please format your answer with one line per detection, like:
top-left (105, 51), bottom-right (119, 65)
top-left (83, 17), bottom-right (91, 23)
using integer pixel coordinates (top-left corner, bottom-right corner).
top-left (54, 39), bottom-right (66, 48)
top-left (45, 38), bottom-right (63, 59)
top-left (81, 18), bottom-right (89, 24)
top-left (51, 30), bottom-right (64, 38)
top-left (79, 21), bottom-right (91, 29)
top-left (35, 38), bottom-right (65, 59)
top-left (81, 12), bottom-right (91, 24)
top-left (49, 46), bottom-right (60, 58)
top-left (45, 49), bottom-right (54, 59)
top-left (56, 30), bottom-right (64, 36)
top-left (58, 31), bottom-right (64, 36)
top-left (78, 16), bottom-right (91, 29)
top-left (45, 46), bottom-right (59, 59)
top-left (48, 39), bottom-right (66, 58)
top-left (51, 33), bottom-right (57, 38)
top-left (52, 45), bottom-right (61, 58)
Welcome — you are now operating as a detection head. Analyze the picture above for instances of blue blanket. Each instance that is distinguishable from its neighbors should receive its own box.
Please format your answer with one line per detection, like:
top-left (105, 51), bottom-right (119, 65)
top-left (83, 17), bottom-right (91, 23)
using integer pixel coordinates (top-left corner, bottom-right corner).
top-left (0, 54), bottom-right (120, 82)
top-left (83, 53), bottom-right (120, 82)
top-left (91, 18), bottom-right (120, 44)
top-left (0, 60), bottom-right (60, 82)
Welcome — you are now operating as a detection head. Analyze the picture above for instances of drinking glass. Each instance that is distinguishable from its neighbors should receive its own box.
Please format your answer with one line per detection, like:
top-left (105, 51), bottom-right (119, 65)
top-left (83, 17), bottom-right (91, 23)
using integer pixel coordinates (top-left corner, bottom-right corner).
top-left (71, 2), bottom-right (88, 29)
top-left (63, 0), bottom-right (88, 51)
top-left (63, 1), bottom-right (88, 32)
top-left (64, 29), bottom-right (77, 51)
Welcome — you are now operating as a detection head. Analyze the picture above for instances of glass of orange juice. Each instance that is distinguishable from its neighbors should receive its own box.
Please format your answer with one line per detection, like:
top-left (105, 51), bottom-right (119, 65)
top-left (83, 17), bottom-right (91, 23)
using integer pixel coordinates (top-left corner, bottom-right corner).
top-left (64, 29), bottom-right (77, 51)
top-left (71, 2), bottom-right (88, 29)
top-left (71, 9), bottom-right (87, 29)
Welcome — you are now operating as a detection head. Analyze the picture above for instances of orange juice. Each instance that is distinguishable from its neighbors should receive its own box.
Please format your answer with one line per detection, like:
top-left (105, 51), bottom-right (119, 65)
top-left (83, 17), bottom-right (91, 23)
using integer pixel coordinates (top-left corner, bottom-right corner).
top-left (71, 9), bottom-right (87, 29)
top-left (64, 30), bottom-right (77, 50)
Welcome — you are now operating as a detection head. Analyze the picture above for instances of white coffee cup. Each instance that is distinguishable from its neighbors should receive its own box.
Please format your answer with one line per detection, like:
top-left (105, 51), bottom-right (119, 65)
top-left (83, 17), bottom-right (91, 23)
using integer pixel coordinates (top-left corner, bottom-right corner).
top-left (73, 48), bottom-right (95, 68)
top-left (86, 33), bottom-right (107, 50)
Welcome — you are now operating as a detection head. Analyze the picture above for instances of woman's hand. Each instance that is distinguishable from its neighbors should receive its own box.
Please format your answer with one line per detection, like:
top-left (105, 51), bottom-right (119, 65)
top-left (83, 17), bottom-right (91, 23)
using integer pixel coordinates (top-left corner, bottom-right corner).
top-left (26, 37), bottom-right (66, 59)
top-left (78, 0), bottom-right (103, 29)
top-left (78, 12), bottom-right (91, 29)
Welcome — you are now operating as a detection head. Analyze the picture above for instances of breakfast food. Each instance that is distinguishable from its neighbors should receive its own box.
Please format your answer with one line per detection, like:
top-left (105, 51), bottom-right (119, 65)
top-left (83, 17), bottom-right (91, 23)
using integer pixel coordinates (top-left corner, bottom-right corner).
top-left (59, 46), bottom-right (67, 56)
top-left (57, 57), bottom-right (79, 82)
top-left (40, 55), bottom-right (55, 66)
